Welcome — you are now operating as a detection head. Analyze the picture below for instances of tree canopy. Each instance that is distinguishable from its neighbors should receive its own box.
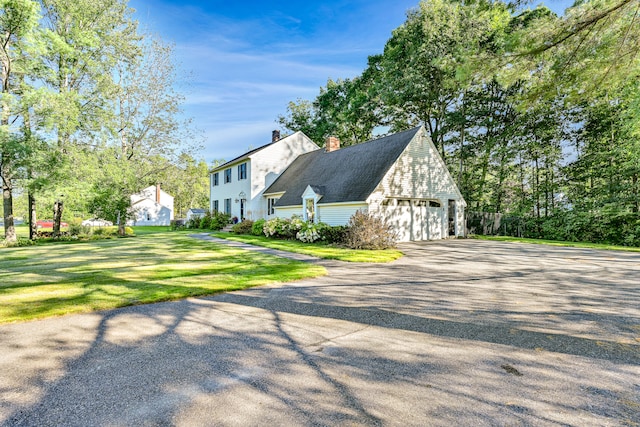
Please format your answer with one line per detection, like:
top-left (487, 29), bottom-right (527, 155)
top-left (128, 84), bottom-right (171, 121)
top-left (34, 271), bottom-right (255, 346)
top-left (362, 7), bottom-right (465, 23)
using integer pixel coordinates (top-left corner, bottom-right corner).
top-left (278, 0), bottom-right (640, 246)
top-left (1, 0), bottom-right (207, 242)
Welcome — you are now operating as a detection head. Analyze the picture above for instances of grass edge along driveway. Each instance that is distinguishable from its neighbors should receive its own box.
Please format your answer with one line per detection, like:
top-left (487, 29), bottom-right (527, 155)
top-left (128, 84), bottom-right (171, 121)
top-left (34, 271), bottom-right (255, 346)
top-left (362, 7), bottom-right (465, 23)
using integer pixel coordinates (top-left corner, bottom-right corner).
top-left (212, 232), bottom-right (403, 263)
top-left (0, 232), bottom-right (326, 324)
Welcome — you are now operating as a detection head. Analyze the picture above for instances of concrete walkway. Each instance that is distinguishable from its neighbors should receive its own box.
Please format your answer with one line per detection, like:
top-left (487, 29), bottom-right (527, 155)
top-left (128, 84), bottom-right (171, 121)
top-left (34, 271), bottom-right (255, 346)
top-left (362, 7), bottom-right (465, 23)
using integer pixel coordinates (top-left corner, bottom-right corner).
top-left (1, 239), bottom-right (639, 426)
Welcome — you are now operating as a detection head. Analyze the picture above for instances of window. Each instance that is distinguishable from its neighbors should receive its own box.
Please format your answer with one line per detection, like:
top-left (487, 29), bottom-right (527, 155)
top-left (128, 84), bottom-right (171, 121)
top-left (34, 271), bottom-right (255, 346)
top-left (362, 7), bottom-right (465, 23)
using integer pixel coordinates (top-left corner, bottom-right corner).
top-left (305, 198), bottom-right (315, 223)
top-left (213, 200), bottom-right (219, 212)
top-left (224, 198), bottom-right (232, 214)
top-left (212, 172), bottom-right (219, 186)
top-left (238, 163), bottom-right (247, 180)
top-left (397, 199), bottom-right (411, 207)
top-left (267, 197), bottom-right (279, 215)
top-left (224, 168), bottom-right (232, 183)
top-left (429, 201), bottom-right (441, 208)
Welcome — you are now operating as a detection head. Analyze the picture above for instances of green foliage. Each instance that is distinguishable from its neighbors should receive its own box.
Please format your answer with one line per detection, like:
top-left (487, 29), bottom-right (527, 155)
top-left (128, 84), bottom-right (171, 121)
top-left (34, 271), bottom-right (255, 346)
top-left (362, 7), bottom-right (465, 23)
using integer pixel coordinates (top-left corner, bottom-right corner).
top-left (214, 233), bottom-right (403, 262)
top-left (251, 218), bottom-right (266, 236)
top-left (263, 216), bottom-right (304, 239)
top-left (232, 220), bottom-right (254, 234)
top-left (345, 211), bottom-right (397, 250)
top-left (210, 212), bottom-right (231, 231)
top-left (295, 222), bottom-right (329, 243)
top-left (318, 225), bottom-right (349, 244)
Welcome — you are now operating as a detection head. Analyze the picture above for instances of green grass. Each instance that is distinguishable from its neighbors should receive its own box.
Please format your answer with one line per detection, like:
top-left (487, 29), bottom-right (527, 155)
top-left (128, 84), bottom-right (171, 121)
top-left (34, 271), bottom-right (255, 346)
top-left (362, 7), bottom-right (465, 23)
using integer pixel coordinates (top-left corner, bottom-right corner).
top-left (0, 231), bottom-right (326, 324)
top-left (212, 232), bottom-right (404, 263)
top-left (471, 234), bottom-right (640, 252)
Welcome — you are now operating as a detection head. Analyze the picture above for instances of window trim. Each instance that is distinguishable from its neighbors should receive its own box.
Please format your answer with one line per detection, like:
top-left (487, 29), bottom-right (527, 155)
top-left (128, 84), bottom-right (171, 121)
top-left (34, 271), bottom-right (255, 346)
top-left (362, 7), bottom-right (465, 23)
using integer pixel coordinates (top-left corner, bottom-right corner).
top-left (238, 163), bottom-right (247, 180)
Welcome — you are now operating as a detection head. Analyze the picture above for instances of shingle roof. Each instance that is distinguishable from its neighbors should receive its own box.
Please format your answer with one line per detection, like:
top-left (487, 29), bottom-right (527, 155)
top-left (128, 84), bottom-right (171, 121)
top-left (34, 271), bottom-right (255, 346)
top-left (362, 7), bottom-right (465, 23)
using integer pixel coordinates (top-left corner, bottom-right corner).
top-left (266, 126), bottom-right (421, 206)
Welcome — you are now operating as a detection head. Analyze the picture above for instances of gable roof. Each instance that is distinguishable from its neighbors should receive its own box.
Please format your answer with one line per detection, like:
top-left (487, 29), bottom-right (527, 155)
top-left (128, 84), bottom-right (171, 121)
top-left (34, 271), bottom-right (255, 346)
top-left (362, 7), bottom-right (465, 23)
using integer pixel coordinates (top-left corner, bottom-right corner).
top-left (211, 141), bottom-right (276, 173)
top-left (265, 126), bottom-right (421, 206)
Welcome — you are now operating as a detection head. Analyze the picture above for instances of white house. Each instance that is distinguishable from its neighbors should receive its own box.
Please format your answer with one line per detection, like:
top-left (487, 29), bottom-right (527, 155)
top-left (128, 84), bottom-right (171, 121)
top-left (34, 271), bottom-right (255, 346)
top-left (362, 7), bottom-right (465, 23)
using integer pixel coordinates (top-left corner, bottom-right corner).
top-left (263, 126), bottom-right (466, 241)
top-left (186, 208), bottom-right (206, 222)
top-left (209, 130), bottom-right (319, 221)
top-left (128, 184), bottom-right (174, 226)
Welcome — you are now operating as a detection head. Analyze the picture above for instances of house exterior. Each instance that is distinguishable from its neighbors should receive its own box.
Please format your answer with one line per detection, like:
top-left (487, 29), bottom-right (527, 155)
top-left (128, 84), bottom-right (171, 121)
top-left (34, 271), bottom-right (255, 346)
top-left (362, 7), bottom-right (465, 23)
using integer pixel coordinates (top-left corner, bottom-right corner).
top-left (186, 208), bottom-right (206, 222)
top-left (209, 130), bottom-right (319, 221)
top-left (128, 184), bottom-right (174, 226)
top-left (263, 126), bottom-right (466, 241)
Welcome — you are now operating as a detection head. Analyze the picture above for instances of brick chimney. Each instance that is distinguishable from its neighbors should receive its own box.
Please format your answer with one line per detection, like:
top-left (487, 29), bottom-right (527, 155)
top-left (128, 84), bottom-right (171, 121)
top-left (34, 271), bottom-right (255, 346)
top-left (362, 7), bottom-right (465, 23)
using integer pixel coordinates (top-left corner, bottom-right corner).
top-left (272, 130), bottom-right (281, 142)
top-left (156, 183), bottom-right (161, 204)
top-left (325, 136), bottom-right (340, 153)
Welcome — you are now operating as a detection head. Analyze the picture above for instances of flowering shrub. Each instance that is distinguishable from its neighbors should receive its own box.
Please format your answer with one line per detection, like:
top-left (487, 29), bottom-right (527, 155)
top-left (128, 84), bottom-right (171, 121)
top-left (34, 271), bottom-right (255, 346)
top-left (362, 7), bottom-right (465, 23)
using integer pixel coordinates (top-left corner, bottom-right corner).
top-left (295, 222), bottom-right (330, 243)
top-left (263, 215), bottom-right (305, 239)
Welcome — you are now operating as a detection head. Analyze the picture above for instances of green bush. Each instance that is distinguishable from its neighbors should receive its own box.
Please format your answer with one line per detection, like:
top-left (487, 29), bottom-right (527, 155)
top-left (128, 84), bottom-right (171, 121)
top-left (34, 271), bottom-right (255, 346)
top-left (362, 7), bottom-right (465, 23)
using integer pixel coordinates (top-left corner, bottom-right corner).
top-left (1, 238), bottom-right (36, 248)
top-left (345, 210), bottom-right (397, 250)
top-left (210, 212), bottom-right (231, 231)
top-left (68, 218), bottom-right (91, 236)
top-left (263, 215), bottom-right (304, 239)
top-left (319, 225), bottom-right (349, 244)
top-left (232, 220), bottom-right (254, 234)
top-left (199, 213), bottom-right (212, 229)
top-left (171, 219), bottom-right (187, 230)
top-left (296, 222), bottom-right (329, 243)
top-left (252, 218), bottom-right (266, 236)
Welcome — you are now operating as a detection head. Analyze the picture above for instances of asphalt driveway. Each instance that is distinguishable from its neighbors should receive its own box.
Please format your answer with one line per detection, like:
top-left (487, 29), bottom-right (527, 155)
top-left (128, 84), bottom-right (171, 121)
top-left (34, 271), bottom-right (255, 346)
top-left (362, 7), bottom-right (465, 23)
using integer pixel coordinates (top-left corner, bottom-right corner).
top-left (0, 239), bottom-right (639, 426)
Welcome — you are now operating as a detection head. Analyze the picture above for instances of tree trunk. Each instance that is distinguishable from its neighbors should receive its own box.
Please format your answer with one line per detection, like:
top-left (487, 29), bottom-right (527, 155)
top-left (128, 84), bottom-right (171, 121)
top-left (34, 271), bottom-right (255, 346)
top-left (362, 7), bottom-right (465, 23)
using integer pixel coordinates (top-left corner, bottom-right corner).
top-left (117, 211), bottom-right (125, 236)
top-left (28, 191), bottom-right (37, 240)
top-left (53, 200), bottom-right (63, 237)
top-left (2, 162), bottom-right (16, 243)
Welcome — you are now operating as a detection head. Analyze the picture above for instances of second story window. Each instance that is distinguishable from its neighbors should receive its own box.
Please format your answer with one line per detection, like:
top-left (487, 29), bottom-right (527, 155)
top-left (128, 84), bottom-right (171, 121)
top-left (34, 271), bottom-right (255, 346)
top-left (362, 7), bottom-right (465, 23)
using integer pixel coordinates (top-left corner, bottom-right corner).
top-left (212, 172), bottom-right (219, 186)
top-left (224, 168), bottom-right (232, 184)
top-left (238, 163), bottom-right (247, 180)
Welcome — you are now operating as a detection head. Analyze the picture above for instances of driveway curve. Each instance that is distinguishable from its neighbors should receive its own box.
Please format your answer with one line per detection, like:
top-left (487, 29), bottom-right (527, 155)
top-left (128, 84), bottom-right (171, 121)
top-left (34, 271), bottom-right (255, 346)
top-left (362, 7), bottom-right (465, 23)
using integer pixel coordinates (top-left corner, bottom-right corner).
top-left (0, 239), bottom-right (639, 426)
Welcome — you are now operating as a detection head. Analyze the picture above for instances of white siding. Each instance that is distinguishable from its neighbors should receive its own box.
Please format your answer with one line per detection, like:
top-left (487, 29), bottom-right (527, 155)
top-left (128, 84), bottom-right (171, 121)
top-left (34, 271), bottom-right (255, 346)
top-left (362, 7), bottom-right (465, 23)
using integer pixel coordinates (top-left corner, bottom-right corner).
top-left (318, 203), bottom-right (367, 226)
top-left (273, 202), bottom-right (367, 226)
top-left (128, 199), bottom-right (173, 226)
top-left (274, 206), bottom-right (300, 219)
top-left (209, 162), bottom-right (251, 220)
top-left (210, 132), bottom-right (318, 221)
top-left (372, 127), bottom-right (466, 240)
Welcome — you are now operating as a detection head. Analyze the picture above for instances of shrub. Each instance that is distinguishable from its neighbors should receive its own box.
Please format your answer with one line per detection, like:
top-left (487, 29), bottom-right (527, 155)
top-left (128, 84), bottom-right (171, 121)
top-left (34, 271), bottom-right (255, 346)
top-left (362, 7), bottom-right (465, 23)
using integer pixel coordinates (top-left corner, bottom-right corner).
top-left (199, 213), bottom-right (212, 229)
top-left (210, 212), bottom-right (231, 230)
top-left (68, 218), bottom-right (90, 236)
top-left (232, 219), bottom-right (254, 234)
top-left (319, 225), bottom-right (349, 244)
top-left (296, 222), bottom-right (329, 243)
top-left (171, 219), bottom-right (186, 230)
top-left (252, 218), bottom-right (266, 236)
top-left (345, 210), bottom-right (397, 250)
top-left (1, 238), bottom-right (36, 248)
top-left (263, 216), bottom-right (304, 239)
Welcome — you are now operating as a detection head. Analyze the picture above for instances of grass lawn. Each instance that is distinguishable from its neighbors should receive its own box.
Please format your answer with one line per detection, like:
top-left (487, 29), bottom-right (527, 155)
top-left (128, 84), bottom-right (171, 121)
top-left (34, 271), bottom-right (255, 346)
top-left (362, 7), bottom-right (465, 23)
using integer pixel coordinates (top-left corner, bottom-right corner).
top-left (211, 232), bottom-right (403, 263)
top-left (472, 234), bottom-right (640, 252)
top-left (0, 231), bottom-right (326, 324)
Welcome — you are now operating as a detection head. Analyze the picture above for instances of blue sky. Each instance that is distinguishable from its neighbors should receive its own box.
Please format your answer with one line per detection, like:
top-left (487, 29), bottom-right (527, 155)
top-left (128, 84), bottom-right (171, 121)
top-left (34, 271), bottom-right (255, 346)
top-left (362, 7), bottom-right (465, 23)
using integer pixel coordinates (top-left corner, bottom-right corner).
top-left (129, 0), bottom-right (574, 163)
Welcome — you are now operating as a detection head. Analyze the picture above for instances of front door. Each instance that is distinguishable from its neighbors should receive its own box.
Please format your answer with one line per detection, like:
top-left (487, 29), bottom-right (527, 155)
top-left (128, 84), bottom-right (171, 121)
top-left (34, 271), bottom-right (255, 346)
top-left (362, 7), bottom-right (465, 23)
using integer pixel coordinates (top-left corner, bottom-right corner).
top-left (240, 199), bottom-right (245, 220)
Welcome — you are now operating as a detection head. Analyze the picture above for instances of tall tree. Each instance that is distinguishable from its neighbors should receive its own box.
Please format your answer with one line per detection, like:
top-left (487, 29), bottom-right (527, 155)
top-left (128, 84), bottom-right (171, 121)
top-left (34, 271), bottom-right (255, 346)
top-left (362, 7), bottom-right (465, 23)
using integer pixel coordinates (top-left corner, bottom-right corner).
top-left (0, 0), bottom-right (42, 243)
